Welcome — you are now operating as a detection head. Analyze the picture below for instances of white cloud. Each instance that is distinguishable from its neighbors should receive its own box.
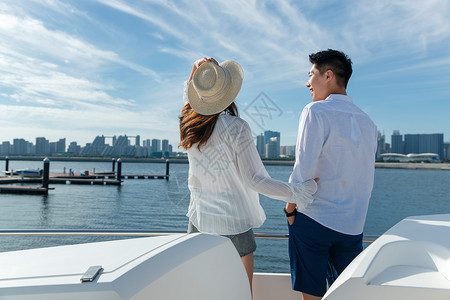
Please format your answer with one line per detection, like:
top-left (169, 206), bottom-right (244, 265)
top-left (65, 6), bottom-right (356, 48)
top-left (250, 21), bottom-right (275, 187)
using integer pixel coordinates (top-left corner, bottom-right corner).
top-left (95, 0), bottom-right (332, 88)
top-left (343, 1), bottom-right (450, 60)
top-left (0, 102), bottom-right (179, 144)
top-left (0, 12), bottom-right (159, 78)
top-left (1, 0), bottom-right (450, 146)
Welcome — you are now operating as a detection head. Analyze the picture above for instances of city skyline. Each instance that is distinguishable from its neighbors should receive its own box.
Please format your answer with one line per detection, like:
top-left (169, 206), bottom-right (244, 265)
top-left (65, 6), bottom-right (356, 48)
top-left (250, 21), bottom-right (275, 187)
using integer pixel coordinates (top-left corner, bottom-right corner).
top-left (1, 2), bottom-right (450, 147)
top-left (1, 129), bottom-right (449, 158)
top-left (2, 130), bottom-right (448, 148)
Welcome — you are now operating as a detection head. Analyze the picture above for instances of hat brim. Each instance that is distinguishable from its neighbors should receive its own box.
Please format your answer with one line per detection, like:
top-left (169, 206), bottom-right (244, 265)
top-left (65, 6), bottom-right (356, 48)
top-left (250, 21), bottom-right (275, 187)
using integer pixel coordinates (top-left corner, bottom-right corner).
top-left (188, 60), bottom-right (243, 116)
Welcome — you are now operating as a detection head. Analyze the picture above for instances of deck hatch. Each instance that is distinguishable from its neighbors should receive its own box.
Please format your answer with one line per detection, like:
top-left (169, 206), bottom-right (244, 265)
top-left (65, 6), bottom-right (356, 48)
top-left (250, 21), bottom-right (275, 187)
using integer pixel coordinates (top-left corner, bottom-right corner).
top-left (80, 265), bottom-right (103, 282)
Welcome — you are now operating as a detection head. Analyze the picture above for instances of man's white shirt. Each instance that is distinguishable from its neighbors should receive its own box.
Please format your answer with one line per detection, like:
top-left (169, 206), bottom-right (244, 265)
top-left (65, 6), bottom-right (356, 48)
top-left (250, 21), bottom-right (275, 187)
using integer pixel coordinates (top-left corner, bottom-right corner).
top-left (289, 94), bottom-right (378, 235)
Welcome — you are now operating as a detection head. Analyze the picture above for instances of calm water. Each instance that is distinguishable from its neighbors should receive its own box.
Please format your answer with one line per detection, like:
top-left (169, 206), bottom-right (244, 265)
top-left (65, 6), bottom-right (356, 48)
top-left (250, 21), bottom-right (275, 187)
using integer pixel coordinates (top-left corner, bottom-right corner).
top-left (1, 160), bottom-right (449, 273)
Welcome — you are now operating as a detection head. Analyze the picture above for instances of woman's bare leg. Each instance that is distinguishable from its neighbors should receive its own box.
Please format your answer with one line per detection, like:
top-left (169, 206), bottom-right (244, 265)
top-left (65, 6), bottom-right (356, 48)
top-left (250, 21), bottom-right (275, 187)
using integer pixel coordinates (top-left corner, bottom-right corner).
top-left (302, 292), bottom-right (322, 300)
top-left (241, 253), bottom-right (254, 295)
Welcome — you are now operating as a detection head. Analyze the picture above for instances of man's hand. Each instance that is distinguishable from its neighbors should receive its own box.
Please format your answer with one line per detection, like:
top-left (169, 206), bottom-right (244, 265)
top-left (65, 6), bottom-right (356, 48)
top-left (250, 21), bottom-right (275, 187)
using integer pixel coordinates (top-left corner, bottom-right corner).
top-left (287, 214), bottom-right (296, 226)
top-left (285, 203), bottom-right (297, 225)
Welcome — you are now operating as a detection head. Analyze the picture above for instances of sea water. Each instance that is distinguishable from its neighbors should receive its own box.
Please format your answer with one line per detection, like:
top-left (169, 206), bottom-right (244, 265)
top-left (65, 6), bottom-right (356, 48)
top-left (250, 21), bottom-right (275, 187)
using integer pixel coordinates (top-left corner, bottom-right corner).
top-left (0, 160), bottom-right (449, 273)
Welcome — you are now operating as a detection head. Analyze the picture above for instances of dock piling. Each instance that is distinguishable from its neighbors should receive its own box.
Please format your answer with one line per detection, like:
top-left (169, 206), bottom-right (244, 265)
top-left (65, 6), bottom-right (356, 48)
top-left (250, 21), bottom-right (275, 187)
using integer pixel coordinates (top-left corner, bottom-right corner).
top-left (165, 159), bottom-right (170, 180)
top-left (112, 158), bottom-right (116, 172)
top-left (42, 157), bottom-right (50, 191)
top-left (117, 158), bottom-right (122, 183)
top-left (5, 157), bottom-right (9, 172)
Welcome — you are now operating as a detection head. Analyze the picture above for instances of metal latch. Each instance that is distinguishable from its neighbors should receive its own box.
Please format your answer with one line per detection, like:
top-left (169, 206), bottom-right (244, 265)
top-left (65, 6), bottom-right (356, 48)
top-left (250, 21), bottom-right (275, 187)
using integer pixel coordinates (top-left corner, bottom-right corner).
top-left (80, 265), bottom-right (103, 282)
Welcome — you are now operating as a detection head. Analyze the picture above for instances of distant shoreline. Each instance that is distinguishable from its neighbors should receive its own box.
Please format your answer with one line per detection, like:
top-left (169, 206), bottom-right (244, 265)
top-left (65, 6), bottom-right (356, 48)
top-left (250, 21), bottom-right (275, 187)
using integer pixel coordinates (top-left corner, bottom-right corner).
top-left (1, 156), bottom-right (449, 170)
top-left (374, 162), bottom-right (450, 171)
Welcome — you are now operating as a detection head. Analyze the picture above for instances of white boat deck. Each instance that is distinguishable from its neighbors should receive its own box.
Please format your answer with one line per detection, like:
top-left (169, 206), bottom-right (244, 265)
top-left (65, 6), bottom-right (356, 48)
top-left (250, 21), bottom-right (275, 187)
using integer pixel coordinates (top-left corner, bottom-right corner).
top-left (0, 214), bottom-right (448, 299)
top-left (323, 214), bottom-right (450, 300)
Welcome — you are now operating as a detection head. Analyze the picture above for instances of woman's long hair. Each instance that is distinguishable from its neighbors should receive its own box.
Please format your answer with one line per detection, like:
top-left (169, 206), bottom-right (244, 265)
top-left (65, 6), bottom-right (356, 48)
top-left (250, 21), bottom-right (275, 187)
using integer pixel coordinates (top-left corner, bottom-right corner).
top-left (179, 102), bottom-right (238, 150)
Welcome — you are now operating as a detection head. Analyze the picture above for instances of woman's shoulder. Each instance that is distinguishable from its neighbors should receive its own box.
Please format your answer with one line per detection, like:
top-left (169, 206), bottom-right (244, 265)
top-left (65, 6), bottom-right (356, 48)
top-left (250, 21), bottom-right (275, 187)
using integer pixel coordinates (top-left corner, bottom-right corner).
top-left (219, 113), bottom-right (249, 128)
top-left (220, 113), bottom-right (248, 125)
top-left (215, 114), bottom-right (251, 141)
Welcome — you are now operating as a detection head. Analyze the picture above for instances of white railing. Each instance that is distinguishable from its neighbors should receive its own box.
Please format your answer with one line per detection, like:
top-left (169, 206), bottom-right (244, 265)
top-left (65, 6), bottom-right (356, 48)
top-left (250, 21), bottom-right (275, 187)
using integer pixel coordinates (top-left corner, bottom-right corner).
top-left (0, 229), bottom-right (378, 242)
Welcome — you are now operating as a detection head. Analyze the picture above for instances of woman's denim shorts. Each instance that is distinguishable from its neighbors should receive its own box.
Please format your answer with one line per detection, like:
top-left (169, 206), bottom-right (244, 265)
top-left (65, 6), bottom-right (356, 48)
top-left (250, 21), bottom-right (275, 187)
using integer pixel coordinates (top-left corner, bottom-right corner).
top-left (188, 222), bottom-right (257, 257)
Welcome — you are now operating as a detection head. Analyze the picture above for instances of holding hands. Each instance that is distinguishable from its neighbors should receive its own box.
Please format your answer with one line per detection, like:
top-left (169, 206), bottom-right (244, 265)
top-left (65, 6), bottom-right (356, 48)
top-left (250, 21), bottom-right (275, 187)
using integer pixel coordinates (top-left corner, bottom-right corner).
top-left (287, 177), bottom-right (320, 225)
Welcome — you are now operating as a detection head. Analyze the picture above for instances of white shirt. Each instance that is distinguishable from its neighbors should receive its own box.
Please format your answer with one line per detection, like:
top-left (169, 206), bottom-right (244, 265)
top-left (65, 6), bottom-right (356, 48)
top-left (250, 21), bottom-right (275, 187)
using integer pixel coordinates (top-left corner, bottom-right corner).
top-left (289, 94), bottom-right (378, 235)
top-left (187, 113), bottom-right (317, 235)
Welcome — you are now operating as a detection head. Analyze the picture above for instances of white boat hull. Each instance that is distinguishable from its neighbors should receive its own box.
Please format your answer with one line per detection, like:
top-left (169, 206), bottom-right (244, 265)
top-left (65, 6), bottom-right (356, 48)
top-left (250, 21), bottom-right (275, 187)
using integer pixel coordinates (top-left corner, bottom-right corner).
top-left (0, 233), bottom-right (251, 299)
top-left (323, 214), bottom-right (450, 300)
top-left (1, 214), bottom-right (448, 299)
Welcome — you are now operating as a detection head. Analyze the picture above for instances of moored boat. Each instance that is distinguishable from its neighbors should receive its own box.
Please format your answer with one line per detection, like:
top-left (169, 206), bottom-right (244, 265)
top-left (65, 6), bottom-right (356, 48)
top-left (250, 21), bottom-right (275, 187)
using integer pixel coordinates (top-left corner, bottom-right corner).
top-left (3, 169), bottom-right (42, 178)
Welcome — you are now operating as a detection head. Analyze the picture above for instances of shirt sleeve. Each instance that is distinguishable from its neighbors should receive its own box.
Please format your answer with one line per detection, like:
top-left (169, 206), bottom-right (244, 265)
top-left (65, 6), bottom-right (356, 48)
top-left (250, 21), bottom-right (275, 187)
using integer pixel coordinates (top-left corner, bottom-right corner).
top-left (235, 121), bottom-right (316, 208)
top-left (290, 105), bottom-right (324, 183)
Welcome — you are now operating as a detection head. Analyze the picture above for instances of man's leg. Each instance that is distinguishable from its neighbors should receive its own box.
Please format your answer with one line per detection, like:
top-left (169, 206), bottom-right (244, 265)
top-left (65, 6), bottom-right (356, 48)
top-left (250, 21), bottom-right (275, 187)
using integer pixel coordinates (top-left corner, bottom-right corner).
top-left (329, 232), bottom-right (363, 276)
top-left (288, 213), bottom-right (330, 298)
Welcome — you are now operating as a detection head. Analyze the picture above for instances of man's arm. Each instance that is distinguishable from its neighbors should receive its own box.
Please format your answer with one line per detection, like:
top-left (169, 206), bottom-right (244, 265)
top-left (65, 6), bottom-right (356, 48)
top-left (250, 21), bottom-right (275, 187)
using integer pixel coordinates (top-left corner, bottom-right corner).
top-left (287, 105), bottom-right (324, 225)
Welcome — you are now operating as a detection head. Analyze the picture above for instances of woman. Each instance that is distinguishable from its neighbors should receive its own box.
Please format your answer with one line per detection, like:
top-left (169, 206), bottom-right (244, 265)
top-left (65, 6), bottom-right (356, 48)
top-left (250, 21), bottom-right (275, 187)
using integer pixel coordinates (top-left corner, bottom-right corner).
top-left (179, 57), bottom-right (317, 291)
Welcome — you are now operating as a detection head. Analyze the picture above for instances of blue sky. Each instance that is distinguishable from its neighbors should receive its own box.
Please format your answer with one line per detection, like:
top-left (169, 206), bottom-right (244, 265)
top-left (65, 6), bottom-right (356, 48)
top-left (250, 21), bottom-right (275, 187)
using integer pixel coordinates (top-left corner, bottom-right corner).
top-left (1, 0), bottom-right (449, 148)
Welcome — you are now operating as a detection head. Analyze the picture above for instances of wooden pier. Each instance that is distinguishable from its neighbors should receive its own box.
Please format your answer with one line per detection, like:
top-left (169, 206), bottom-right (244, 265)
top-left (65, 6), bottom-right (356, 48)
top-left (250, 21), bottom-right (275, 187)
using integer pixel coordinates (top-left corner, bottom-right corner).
top-left (0, 158), bottom-right (170, 194)
top-left (50, 178), bottom-right (121, 185)
top-left (50, 173), bottom-right (168, 180)
top-left (0, 185), bottom-right (49, 195)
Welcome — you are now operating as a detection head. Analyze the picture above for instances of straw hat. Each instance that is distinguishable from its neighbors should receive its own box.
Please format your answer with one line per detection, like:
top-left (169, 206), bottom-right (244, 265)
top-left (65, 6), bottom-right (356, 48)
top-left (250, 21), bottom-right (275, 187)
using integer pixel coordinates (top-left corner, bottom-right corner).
top-left (187, 60), bottom-right (243, 115)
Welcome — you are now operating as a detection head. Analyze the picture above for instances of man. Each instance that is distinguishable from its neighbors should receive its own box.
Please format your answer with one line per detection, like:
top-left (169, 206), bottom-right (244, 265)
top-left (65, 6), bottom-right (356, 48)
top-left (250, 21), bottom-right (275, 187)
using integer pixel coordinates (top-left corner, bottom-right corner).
top-left (285, 49), bottom-right (378, 300)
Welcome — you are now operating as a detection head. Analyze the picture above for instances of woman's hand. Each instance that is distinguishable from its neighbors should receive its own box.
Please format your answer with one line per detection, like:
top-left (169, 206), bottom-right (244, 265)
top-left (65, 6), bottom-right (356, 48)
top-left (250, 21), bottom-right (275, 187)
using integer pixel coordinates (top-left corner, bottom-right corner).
top-left (287, 177), bottom-right (319, 225)
top-left (188, 57), bottom-right (219, 82)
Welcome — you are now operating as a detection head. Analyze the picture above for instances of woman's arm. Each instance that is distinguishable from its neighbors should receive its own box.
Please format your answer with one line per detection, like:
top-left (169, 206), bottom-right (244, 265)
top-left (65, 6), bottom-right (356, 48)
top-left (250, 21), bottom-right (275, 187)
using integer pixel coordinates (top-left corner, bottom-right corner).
top-left (235, 121), bottom-right (316, 208)
top-left (188, 57), bottom-right (219, 82)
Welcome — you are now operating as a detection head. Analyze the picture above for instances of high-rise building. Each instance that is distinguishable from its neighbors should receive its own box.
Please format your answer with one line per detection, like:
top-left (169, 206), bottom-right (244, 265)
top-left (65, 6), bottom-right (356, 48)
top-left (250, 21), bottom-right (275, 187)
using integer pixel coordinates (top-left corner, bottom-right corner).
top-left (376, 131), bottom-right (391, 158)
top-left (280, 145), bottom-right (295, 157)
top-left (67, 141), bottom-right (81, 154)
top-left (162, 139), bottom-right (169, 152)
top-left (114, 135), bottom-right (128, 147)
top-left (264, 131), bottom-right (280, 158)
top-left (391, 130), bottom-right (403, 154)
top-left (444, 142), bottom-right (450, 160)
top-left (135, 135), bottom-right (140, 147)
top-left (143, 139), bottom-right (151, 148)
top-left (83, 135), bottom-right (107, 155)
top-left (0, 141), bottom-right (11, 155)
top-left (35, 137), bottom-right (49, 155)
top-left (256, 134), bottom-right (265, 157)
top-left (151, 139), bottom-right (161, 152)
top-left (56, 138), bottom-right (66, 153)
top-left (404, 133), bottom-right (444, 159)
top-left (265, 137), bottom-right (280, 158)
top-left (264, 130), bottom-right (280, 145)
top-left (13, 139), bottom-right (31, 155)
top-left (49, 142), bottom-right (57, 154)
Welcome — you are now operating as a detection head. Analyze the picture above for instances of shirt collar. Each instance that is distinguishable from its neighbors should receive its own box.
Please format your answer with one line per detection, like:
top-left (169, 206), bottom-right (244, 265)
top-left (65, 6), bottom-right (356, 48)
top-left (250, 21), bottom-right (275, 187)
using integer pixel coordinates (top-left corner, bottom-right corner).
top-left (325, 94), bottom-right (353, 103)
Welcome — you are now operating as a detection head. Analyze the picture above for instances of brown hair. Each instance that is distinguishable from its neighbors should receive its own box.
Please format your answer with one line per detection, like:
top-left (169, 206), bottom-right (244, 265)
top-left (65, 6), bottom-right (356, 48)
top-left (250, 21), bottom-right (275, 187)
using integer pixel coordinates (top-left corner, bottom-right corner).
top-left (179, 102), bottom-right (238, 150)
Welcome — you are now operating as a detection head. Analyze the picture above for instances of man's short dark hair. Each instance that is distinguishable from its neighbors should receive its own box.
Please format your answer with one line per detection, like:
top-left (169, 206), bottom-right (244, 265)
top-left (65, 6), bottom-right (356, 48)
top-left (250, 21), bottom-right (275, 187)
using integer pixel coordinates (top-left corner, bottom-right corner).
top-left (309, 49), bottom-right (353, 88)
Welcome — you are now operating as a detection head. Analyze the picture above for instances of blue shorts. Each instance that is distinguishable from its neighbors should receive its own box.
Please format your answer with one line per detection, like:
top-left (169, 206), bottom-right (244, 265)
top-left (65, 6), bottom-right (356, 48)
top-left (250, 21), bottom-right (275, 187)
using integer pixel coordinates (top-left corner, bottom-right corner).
top-left (288, 213), bottom-right (363, 297)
